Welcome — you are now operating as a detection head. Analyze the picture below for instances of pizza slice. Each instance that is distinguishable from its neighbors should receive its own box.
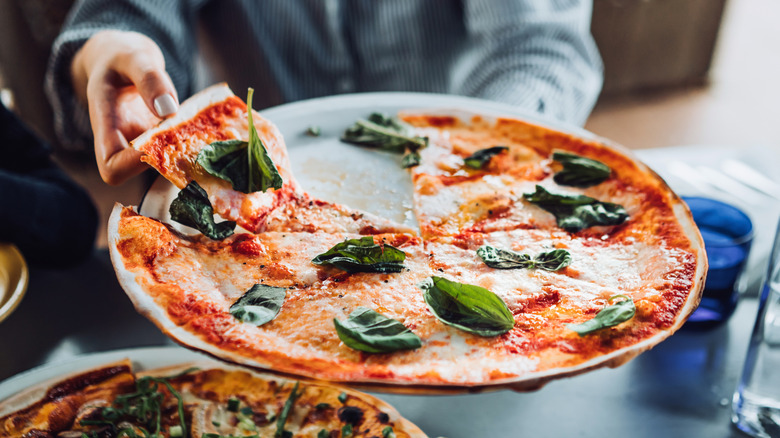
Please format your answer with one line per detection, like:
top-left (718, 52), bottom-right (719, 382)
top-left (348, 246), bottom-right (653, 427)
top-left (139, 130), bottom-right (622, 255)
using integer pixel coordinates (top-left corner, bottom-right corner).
top-left (132, 83), bottom-right (411, 235)
top-left (0, 362), bottom-right (426, 438)
top-left (165, 365), bottom-right (425, 437)
top-left (403, 114), bottom-right (661, 240)
top-left (0, 360), bottom-right (135, 437)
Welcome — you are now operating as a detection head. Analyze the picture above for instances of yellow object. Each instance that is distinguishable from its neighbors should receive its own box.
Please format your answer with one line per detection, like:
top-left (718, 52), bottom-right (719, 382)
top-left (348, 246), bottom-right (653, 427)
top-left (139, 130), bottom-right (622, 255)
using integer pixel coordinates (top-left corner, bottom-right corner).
top-left (0, 243), bottom-right (28, 324)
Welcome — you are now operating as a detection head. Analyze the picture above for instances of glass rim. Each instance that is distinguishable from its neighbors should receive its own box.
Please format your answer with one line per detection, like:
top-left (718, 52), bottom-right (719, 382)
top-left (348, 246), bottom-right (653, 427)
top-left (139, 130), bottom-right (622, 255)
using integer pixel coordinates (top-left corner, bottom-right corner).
top-left (682, 196), bottom-right (754, 245)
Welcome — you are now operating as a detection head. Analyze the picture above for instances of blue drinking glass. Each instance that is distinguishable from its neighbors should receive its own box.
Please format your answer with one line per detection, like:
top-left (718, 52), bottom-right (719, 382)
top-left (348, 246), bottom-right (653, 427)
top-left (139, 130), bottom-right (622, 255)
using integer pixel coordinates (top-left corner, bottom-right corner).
top-left (682, 197), bottom-right (754, 329)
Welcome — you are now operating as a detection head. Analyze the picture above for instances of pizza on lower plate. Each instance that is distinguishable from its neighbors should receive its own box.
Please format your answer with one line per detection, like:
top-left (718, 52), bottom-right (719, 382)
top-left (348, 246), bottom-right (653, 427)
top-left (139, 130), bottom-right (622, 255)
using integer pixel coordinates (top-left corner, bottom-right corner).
top-left (108, 84), bottom-right (706, 392)
top-left (0, 360), bottom-right (424, 437)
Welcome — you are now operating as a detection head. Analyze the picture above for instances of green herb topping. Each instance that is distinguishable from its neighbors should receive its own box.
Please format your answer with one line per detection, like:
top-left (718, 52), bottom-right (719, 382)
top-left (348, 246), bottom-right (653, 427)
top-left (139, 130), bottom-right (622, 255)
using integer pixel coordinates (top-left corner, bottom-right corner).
top-left (418, 276), bottom-right (514, 337)
top-left (334, 307), bottom-right (422, 353)
top-left (383, 426), bottom-right (397, 438)
top-left (196, 88), bottom-right (283, 194)
top-left (79, 368), bottom-right (197, 438)
top-left (552, 151), bottom-right (611, 187)
top-left (523, 185), bottom-right (629, 233)
top-left (464, 146), bottom-right (509, 169)
top-left (567, 294), bottom-right (636, 336)
top-left (338, 392), bottom-right (348, 404)
top-left (236, 405), bottom-right (257, 432)
top-left (477, 246), bottom-right (571, 271)
top-left (229, 284), bottom-right (286, 326)
top-left (342, 424), bottom-right (353, 437)
top-left (317, 430), bottom-right (330, 438)
top-left (202, 433), bottom-right (257, 438)
top-left (341, 112), bottom-right (428, 168)
top-left (275, 382), bottom-right (302, 438)
top-left (312, 237), bottom-right (406, 273)
top-left (169, 181), bottom-right (236, 240)
top-left (306, 125), bottom-right (321, 137)
top-left (401, 150), bottom-right (421, 168)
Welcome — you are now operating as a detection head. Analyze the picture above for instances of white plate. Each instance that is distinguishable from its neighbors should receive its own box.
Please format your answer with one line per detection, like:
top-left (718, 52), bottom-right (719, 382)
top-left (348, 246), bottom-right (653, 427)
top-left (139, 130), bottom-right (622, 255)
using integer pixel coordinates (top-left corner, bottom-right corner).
top-left (139, 91), bottom-right (597, 226)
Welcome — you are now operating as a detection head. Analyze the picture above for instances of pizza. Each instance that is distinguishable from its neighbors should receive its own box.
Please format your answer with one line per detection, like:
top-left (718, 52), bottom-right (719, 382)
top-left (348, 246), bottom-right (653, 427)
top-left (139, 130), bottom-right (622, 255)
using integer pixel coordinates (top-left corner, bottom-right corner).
top-left (108, 84), bottom-right (706, 391)
top-left (0, 360), bottom-right (426, 437)
top-left (131, 86), bottom-right (411, 236)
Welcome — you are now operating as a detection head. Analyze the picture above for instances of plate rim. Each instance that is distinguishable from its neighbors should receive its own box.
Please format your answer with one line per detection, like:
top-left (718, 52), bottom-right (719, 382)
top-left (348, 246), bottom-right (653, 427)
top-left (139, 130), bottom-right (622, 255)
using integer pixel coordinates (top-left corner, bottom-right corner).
top-left (0, 243), bottom-right (29, 324)
top-left (258, 91), bottom-right (598, 141)
top-left (0, 345), bottom-right (208, 408)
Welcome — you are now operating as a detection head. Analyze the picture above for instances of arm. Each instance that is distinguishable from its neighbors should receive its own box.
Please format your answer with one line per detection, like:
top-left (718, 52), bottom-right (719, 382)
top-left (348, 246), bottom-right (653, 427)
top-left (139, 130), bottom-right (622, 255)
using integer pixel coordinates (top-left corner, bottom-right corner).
top-left (0, 104), bottom-right (98, 267)
top-left (455, 0), bottom-right (603, 126)
top-left (45, 0), bottom-right (197, 184)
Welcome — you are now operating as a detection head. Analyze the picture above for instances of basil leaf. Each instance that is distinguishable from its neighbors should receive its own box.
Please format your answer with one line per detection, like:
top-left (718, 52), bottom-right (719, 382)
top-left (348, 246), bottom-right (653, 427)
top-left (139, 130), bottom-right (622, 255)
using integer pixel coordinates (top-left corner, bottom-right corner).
top-left (368, 112), bottom-right (406, 131)
top-left (334, 307), bottom-right (422, 353)
top-left (169, 181), bottom-right (236, 240)
top-left (197, 88), bottom-right (283, 193)
top-left (197, 139), bottom-right (251, 192)
top-left (464, 146), bottom-right (508, 169)
top-left (382, 426), bottom-right (396, 438)
top-left (419, 276), bottom-right (514, 337)
top-left (317, 430), bottom-right (329, 438)
top-left (341, 112), bottom-right (427, 168)
top-left (477, 246), bottom-right (571, 271)
top-left (274, 382), bottom-right (302, 438)
top-left (552, 151), bottom-right (611, 187)
top-left (246, 88), bottom-right (284, 192)
top-left (312, 237), bottom-right (406, 273)
top-left (306, 125), bottom-right (321, 137)
top-left (523, 185), bottom-right (629, 233)
top-left (477, 245), bottom-right (531, 269)
top-left (401, 150), bottom-right (421, 168)
top-left (532, 249), bottom-right (573, 271)
top-left (567, 294), bottom-right (636, 336)
top-left (229, 284), bottom-right (286, 326)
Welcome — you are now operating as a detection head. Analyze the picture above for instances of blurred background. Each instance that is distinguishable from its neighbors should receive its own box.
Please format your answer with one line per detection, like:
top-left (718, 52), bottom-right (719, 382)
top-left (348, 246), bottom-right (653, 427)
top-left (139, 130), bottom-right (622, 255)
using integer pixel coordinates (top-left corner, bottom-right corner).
top-left (0, 0), bottom-right (778, 246)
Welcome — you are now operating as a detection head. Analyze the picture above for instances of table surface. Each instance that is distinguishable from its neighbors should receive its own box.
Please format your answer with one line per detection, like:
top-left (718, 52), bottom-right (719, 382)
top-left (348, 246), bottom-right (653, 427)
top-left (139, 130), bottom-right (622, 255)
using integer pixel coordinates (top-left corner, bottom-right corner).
top-left (0, 249), bottom-right (758, 438)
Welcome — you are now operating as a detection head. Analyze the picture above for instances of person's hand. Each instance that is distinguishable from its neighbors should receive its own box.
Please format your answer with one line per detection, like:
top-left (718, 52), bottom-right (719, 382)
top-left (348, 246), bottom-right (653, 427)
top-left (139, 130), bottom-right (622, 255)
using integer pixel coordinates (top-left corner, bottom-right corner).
top-left (71, 30), bottom-right (179, 185)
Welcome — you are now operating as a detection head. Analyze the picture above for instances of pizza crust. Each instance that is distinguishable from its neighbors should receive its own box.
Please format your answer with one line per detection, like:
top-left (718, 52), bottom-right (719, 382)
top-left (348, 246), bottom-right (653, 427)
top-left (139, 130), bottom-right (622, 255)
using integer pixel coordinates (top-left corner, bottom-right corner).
top-left (140, 362), bottom-right (427, 437)
top-left (0, 359), bottom-right (428, 437)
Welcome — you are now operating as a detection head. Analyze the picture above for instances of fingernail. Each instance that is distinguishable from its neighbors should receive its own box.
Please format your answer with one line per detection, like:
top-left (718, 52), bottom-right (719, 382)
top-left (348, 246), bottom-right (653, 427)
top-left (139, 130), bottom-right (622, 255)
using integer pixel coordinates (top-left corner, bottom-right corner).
top-left (153, 94), bottom-right (178, 117)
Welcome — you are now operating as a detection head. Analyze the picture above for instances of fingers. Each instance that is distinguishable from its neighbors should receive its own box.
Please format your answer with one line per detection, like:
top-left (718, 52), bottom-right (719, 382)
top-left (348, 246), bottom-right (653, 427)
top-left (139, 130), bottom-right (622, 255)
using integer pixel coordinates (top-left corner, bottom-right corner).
top-left (87, 73), bottom-right (149, 185)
top-left (75, 31), bottom-right (179, 184)
top-left (98, 133), bottom-right (148, 186)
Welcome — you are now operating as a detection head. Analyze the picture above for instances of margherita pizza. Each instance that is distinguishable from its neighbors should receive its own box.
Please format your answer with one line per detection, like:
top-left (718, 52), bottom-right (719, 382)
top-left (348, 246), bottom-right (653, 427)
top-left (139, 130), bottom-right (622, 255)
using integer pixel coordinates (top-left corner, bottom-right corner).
top-left (0, 360), bottom-right (425, 437)
top-left (108, 84), bottom-right (706, 391)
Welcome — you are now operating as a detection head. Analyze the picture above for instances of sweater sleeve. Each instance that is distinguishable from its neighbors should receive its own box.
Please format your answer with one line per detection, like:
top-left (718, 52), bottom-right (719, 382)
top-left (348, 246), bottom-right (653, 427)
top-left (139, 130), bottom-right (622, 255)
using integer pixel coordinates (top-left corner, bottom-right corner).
top-left (0, 104), bottom-right (98, 267)
top-left (455, 0), bottom-right (603, 126)
top-left (44, 0), bottom-right (198, 151)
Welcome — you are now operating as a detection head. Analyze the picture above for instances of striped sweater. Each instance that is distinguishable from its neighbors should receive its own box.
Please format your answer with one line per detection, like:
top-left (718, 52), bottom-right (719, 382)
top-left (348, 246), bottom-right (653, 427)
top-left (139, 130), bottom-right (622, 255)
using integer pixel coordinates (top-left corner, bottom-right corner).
top-left (46, 0), bottom-right (603, 151)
